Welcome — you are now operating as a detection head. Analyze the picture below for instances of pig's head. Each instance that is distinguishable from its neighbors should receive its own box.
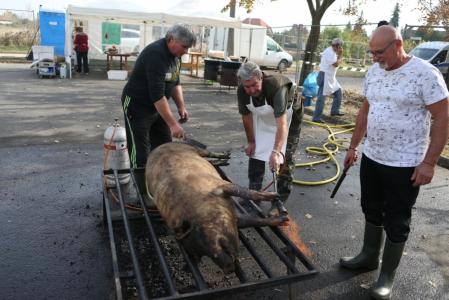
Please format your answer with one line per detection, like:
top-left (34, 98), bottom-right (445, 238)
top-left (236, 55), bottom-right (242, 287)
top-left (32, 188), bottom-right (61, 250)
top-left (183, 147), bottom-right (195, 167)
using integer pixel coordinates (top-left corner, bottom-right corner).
top-left (174, 219), bottom-right (239, 274)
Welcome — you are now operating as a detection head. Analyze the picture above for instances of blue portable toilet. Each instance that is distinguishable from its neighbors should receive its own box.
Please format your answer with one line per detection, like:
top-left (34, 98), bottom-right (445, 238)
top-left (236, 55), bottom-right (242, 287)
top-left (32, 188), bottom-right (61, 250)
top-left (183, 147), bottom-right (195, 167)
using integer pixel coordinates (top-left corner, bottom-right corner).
top-left (39, 9), bottom-right (66, 57)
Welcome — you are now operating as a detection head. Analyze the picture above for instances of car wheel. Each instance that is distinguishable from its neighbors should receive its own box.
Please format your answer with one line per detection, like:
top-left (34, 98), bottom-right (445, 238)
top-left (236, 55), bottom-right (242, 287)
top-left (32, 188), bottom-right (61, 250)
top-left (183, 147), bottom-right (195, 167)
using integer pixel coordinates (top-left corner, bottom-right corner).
top-left (278, 59), bottom-right (288, 72)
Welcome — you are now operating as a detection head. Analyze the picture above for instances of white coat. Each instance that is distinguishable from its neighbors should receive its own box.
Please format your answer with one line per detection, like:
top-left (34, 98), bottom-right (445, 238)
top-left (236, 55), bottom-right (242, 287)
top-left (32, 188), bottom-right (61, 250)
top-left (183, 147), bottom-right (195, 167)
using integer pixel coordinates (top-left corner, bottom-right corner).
top-left (319, 46), bottom-right (341, 96)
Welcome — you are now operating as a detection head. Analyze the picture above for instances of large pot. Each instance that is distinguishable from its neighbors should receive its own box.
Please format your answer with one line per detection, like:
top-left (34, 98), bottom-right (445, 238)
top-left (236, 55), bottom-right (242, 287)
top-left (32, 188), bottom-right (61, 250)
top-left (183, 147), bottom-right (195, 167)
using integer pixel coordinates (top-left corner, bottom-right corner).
top-left (219, 61), bottom-right (241, 87)
top-left (204, 59), bottom-right (221, 81)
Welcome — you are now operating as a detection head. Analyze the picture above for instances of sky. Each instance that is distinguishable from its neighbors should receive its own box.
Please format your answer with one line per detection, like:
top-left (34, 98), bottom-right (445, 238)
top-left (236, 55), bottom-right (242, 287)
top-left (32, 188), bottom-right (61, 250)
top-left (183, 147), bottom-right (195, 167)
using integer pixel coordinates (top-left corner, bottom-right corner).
top-left (3, 0), bottom-right (424, 30)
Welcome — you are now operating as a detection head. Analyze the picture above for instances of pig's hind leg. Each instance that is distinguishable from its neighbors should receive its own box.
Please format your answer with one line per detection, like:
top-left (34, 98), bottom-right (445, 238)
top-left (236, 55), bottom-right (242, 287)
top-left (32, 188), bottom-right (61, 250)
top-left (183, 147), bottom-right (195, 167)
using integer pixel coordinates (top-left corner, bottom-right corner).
top-left (218, 183), bottom-right (280, 203)
top-left (237, 213), bottom-right (288, 228)
top-left (196, 148), bottom-right (231, 160)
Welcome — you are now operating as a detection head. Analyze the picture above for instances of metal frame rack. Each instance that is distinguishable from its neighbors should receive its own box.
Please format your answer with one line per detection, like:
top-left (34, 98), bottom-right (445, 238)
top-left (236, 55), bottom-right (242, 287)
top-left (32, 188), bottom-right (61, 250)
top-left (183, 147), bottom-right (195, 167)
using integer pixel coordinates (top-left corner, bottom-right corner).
top-left (102, 167), bottom-right (318, 300)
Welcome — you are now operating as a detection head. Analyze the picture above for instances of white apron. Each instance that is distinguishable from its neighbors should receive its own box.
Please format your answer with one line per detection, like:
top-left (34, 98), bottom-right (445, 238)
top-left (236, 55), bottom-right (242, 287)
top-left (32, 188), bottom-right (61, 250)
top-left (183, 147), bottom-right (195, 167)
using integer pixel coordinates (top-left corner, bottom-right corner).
top-left (246, 97), bottom-right (293, 162)
top-left (322, 70), bottom-right (341, 96)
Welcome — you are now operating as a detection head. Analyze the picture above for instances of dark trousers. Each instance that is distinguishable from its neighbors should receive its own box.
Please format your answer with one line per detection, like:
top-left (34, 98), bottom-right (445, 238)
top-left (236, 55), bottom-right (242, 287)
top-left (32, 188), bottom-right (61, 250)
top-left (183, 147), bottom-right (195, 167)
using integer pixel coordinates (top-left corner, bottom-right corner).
top-left (76, 51), bottom-right (89, 73)
top-left (122, 94), bottom-right (171, 168)
top-left (360, 154), bottom-right (420, 243)
top-left (248, 101), bottom-right (303, 201)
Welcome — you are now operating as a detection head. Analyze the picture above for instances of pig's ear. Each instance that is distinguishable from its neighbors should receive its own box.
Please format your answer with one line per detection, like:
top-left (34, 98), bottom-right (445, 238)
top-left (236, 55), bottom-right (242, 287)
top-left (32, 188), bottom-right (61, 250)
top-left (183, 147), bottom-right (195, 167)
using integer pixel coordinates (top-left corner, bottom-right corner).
top-left (174, 220), bottom-right (192, 240)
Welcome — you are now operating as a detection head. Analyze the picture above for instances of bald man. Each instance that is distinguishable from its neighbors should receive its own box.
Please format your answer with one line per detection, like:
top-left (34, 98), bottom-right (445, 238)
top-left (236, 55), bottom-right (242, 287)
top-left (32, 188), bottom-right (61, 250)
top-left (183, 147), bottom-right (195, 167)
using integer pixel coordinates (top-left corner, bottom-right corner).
top-left (339, 26), bottom-right (449, 299)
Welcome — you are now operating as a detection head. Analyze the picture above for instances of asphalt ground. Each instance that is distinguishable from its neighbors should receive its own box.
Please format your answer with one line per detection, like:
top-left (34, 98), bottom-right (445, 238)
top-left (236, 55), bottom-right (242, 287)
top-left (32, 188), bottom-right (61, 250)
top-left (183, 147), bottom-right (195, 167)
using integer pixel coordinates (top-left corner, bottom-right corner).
top-left (0, 63), bottom-right (448, 300)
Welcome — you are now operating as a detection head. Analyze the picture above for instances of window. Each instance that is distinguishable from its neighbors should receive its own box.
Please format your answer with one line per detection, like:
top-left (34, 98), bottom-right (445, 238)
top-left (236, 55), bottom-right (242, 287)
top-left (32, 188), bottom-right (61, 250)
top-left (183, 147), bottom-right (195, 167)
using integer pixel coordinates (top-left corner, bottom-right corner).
top-left (267, 37), bottom-right (278, 52)
top-left (431, 50), bottom-right (448, 65)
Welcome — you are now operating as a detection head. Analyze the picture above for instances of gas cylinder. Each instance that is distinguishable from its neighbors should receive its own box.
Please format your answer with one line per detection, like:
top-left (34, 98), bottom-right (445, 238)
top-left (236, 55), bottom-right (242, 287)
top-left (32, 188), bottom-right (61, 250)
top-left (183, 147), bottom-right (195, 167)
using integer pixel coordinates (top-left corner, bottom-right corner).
top-left (103, 119), bottom-right (130, 187)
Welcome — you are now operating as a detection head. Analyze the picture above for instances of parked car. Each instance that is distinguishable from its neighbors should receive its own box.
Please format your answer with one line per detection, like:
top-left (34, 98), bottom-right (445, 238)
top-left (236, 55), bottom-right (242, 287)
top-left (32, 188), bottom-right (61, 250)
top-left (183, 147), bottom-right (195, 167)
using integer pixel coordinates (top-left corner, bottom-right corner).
top-left (409, 41), bottom-right (449, 84)
top-left (120, 28), bottom-right (140, 54)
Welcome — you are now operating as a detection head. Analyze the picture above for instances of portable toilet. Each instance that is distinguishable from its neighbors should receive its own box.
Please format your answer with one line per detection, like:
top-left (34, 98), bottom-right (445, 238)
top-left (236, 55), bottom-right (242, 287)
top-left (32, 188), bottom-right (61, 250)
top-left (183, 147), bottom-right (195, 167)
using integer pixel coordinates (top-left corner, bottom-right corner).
top-left (39, 9), bottom-right (66, 57)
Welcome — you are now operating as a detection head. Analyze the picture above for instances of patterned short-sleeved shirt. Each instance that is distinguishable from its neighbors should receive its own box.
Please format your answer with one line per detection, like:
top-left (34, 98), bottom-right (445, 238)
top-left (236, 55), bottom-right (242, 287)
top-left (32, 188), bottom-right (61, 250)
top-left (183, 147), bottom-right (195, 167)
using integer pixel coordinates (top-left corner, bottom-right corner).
top-left (363, 56), bottom-right (449, 167)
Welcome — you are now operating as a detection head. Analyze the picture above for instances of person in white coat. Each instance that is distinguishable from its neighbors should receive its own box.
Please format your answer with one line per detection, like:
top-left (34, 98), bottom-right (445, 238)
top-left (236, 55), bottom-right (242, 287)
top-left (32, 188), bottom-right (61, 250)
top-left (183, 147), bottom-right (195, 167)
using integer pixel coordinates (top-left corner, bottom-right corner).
top-left (237, 62), bottom-right (303, 216)
top-left (312, 38), bottom-right (344, 122)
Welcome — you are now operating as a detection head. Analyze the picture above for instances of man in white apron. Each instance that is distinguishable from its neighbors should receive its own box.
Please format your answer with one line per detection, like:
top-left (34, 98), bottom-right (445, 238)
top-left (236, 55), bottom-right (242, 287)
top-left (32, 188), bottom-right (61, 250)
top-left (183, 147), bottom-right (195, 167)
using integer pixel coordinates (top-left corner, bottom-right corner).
top-left (312, 38), bottom-right (344, 122)
top-left (237, 62), bottom-right (303, 216)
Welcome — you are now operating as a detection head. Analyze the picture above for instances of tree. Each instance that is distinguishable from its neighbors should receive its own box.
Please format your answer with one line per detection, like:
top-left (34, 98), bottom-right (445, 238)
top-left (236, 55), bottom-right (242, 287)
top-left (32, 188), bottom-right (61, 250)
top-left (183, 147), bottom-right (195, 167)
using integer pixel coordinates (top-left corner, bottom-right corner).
top-left (223, 0), bottom-right (339, 84)
top-left (417, 0), bottom-right (449, 38)
top-left (353, 11), bottom-right (367, 37)
top-left (418, 0), bottom-right (449, 27)
top-left (222, 0), bottom-right (379, 84)
top-left (389, 3), bottom-right (400, 28)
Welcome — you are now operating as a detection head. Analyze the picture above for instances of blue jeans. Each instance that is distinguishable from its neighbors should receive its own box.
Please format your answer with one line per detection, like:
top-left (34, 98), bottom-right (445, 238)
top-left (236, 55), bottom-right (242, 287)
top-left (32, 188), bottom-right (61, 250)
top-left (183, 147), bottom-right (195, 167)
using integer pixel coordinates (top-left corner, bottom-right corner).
top-left (312, 71), bottom-right (342, 121)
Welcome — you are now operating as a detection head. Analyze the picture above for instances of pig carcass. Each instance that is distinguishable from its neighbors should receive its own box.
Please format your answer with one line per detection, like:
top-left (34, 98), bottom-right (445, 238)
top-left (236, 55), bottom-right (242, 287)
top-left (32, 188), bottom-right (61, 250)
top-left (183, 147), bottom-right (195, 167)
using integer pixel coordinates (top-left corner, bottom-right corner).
top-left (145, 142), bottom-right (287, 273)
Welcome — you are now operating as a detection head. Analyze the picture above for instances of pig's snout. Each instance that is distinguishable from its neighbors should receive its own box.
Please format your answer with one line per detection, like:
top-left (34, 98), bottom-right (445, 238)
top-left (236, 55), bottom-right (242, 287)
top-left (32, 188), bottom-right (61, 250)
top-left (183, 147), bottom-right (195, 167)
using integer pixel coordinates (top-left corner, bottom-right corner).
top-left (213, 237), bottom-right (237, 274)
top-left (214, 251), bottom-right (235, 274)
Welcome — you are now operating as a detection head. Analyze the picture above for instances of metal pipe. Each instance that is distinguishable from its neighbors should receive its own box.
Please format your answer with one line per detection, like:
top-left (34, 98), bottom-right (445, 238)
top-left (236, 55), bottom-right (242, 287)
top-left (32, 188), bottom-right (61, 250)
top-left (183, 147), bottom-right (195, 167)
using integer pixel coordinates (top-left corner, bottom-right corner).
top-left (102, 177), bottom-right (123, 300)
top-left (238, 231), bottom-right (273, 278)
top-left (270, 227), bottom-right (316, 271)
top-left (131, 169), bottom-right (178, 296)
top-left (253, 226), bottom-right (299, 274)
top-left (113, 169), bottom-right (149, 299)
top-left (176, 241), bottom-right (208, 290)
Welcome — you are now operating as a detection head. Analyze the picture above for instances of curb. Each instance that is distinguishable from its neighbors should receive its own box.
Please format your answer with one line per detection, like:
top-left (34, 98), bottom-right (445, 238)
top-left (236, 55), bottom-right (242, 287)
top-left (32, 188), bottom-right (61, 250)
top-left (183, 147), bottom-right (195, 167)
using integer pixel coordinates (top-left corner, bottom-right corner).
top-left (338, 66), bottom-right (367, 73)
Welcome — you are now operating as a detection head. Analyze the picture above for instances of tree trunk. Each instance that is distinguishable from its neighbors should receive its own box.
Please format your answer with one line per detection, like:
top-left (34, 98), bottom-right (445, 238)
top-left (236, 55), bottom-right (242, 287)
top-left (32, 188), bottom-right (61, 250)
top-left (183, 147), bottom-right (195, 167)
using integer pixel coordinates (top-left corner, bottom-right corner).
top-left (227, 1), bottom-right (236, 56)
top-left (298, 17), bottom-right (321, 85)
top-left (298, 0), bottom-right (335, 85)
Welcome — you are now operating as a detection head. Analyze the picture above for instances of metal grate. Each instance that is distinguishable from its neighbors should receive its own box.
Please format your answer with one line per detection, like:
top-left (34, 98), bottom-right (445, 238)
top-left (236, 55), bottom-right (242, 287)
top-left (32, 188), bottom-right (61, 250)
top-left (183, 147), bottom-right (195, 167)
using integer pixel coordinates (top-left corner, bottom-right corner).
top-left (102, 167), bottom-right (318, 300)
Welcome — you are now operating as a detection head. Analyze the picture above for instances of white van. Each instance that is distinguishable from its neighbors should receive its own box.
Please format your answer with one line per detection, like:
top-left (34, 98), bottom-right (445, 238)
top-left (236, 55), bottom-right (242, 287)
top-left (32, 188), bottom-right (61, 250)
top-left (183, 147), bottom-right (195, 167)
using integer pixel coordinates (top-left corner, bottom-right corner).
top-left (207, 26), bottom-right (293, 71)
top-left (263, 35), bottom-right (293, 70)
top-left (235, 26), bottom-right (293, 71)
top-left (409, 41), bottom-right (449, 77)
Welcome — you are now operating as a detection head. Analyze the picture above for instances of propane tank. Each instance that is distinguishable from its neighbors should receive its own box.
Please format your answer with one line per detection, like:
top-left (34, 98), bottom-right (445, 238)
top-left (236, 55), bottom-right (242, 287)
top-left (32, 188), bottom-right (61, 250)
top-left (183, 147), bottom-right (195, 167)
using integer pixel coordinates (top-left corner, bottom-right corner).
top-left (103, 119), bottom-right (130, 187)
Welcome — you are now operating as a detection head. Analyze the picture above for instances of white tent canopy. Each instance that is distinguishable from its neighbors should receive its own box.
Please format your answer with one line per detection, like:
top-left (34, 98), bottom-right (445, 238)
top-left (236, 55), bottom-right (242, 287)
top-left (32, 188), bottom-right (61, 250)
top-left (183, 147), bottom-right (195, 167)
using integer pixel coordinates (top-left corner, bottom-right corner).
top-left (65, 5), bottom-right (244, 60)
top-left (66, 5), bottom-right (242, 28)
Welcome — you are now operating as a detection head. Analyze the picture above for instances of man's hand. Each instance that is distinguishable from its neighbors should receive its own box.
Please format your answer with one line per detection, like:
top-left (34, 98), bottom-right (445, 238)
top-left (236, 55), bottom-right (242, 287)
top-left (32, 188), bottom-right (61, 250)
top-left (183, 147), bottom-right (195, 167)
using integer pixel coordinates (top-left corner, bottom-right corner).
top-left (245, 142), bottom-right (256, 157)
top-left (269, 151), bottom-right (282, 172)
top-left (178, 108), bottom-right (188, 123)
top-left (336, 46), bottom-right (343, 56)
top-left (344, 148), bottom-right (358, 169)
top-left (170, 123), bottom-right (185, 139)
top-left (411, 162), bottom-right (435, 186)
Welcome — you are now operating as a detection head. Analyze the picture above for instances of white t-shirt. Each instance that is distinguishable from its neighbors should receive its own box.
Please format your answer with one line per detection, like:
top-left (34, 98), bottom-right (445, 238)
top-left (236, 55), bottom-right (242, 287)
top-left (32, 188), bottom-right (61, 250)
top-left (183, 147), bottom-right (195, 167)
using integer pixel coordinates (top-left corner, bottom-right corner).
top-left (363, 56), bottom-right (449, 167)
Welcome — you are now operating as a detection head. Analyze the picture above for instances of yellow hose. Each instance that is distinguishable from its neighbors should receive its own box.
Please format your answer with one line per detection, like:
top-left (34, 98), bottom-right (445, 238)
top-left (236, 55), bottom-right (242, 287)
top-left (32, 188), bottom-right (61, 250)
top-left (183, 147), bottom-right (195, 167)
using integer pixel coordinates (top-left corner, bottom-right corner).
top-left (292, 120), bottom-right (355, 185)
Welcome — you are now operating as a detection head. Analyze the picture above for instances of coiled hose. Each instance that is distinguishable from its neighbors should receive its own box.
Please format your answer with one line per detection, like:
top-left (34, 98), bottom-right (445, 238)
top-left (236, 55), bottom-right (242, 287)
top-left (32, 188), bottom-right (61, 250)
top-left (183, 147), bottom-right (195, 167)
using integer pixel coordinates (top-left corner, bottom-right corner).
top-left (292, 120), bottom-right (355, 186)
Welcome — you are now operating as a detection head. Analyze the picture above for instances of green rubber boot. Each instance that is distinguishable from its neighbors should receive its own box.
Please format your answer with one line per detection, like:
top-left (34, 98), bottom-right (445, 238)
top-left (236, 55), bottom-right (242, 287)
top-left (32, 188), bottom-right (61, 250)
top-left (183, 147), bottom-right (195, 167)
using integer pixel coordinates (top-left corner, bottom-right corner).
top-left (340, 222), bottom-right (384, 270)
top-left (371, 238), bottom-right (405, 299)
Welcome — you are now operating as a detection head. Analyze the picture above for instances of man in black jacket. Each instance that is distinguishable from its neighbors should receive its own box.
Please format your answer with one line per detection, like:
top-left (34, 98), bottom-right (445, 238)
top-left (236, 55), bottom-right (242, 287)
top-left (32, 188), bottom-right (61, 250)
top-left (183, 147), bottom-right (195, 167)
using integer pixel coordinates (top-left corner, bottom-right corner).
top-left (121, 24), bottom-right (196, 196)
